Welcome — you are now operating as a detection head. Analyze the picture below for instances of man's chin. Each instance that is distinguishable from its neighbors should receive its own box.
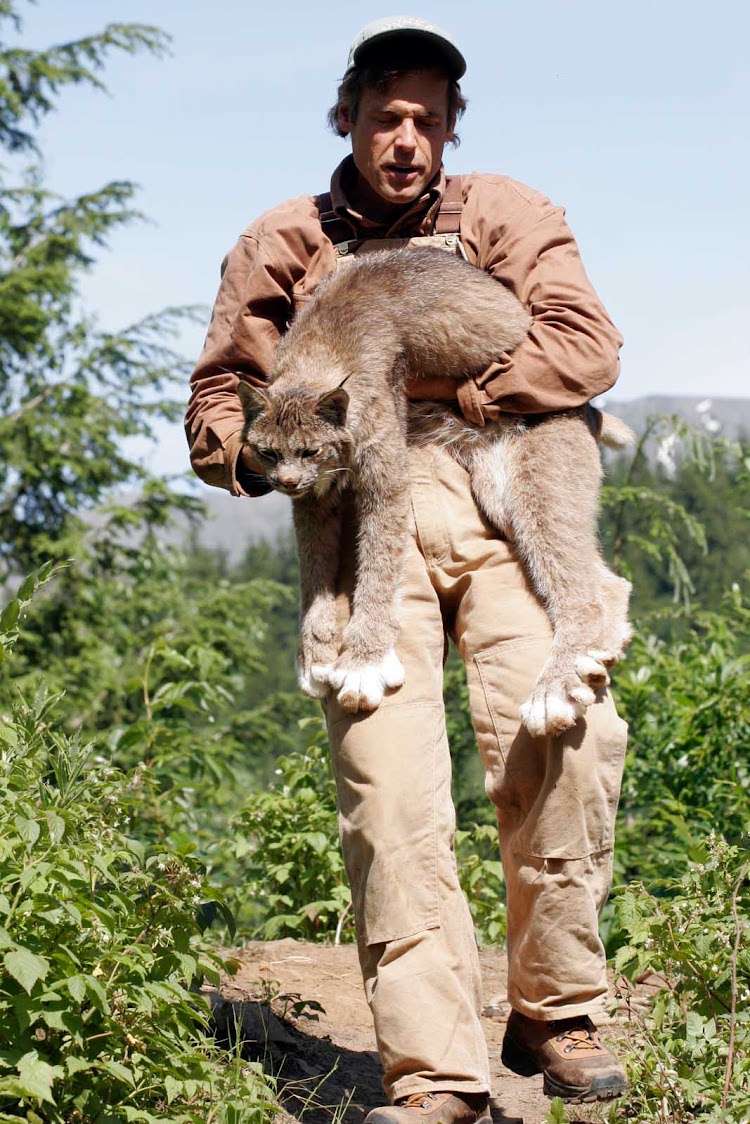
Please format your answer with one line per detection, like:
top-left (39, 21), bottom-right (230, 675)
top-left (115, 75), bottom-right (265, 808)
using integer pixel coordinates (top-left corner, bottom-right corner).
top-left (378, 178), bottom-right (428, 206)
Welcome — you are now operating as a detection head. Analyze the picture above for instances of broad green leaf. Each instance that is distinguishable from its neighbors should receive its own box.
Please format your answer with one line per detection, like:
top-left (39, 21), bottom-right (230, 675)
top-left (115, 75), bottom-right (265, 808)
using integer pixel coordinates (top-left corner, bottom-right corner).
top-left (66, 976), bottom-right (86, 1003)
top-left (43, 812), bottom-right (65, 844)
top-left (16, 575), bottom-right (37, 602)
top-left (4, 950), bottom-right (49, 994)
top-left (99, 1058), bottom-right (135, 1087)
top-left (65, 1056), bottom-right (90, 1076)
top-left (83, 975), bottom-right (109, 1013)
top-left (16, 1052), bottom-right (60, 1104)
top-left (13, 817), bottom-right (40, 846)
top-left (0, 602), bottom-right (19, 632)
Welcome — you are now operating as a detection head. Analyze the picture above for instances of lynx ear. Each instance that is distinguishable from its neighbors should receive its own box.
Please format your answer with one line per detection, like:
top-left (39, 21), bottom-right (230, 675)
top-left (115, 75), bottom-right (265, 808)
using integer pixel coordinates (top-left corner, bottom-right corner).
top-left (317, 387), bottom-right (349, 427)
top-left (237, 381), bottom-right (269, 423)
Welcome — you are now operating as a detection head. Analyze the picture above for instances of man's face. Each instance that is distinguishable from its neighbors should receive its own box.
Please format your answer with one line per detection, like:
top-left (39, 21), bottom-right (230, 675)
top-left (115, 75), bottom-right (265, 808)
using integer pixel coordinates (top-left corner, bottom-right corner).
top-left (339, 70), bottom-right (452, 207)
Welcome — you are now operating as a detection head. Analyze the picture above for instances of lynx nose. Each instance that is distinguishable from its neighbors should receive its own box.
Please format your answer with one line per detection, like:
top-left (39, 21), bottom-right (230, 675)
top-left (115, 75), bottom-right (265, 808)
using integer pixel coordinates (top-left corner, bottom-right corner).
top-left (277, 468), bottom-right (302, 490)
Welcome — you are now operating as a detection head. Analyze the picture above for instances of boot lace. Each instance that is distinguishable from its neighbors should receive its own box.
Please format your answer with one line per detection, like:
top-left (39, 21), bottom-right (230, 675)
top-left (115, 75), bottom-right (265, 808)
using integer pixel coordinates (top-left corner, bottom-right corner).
top-left (400, 1094), bottom-right (441, 1111)
top-left (552, 1016), bottom-right (603, 1056)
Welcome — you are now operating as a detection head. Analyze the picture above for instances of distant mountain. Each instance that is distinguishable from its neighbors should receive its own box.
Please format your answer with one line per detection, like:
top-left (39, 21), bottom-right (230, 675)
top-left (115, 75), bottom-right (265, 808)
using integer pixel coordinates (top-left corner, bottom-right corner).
top-left (190, 395), bottom-right (749, 563)
top-left (599, 394), bottom-right (750, 442)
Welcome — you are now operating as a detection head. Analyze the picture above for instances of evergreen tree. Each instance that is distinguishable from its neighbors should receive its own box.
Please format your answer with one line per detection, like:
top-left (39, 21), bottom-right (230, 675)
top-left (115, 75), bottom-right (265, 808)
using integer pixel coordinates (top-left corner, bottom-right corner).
top-left (0, 3), bottom-right (193, 577)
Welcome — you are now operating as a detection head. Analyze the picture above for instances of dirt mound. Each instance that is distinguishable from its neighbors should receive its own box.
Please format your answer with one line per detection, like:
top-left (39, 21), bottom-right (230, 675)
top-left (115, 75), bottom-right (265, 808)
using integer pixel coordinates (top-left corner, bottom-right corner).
top-left (209, 939), bottom-right (638, 1124)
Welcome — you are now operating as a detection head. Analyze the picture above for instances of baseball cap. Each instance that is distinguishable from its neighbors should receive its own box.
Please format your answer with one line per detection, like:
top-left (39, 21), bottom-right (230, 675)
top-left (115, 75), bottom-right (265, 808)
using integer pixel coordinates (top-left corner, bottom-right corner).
top-left (346, 16), bottom-right (466, 80)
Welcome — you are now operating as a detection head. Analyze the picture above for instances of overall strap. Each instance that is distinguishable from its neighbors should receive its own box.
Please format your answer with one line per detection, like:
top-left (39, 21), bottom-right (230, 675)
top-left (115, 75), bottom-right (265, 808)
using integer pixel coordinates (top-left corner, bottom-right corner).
top-left (316, 191), bottom-right (354, 249)
top-left (317, 176), bottom-right (464, 248)
top-left (434, 174), bottom-right (463, 235)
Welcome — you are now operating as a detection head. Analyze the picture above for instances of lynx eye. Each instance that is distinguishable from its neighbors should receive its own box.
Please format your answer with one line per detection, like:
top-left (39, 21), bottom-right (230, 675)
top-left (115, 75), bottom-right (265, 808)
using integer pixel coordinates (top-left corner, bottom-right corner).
top-left (256, 448), bottom-right (280, 462)
top-left (300, 448), bottom-right (320, 459)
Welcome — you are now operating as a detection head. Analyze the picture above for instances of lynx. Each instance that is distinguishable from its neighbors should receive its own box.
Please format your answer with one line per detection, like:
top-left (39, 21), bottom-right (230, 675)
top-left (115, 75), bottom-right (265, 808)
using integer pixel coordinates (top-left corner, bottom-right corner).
top-left (238, 247), bottom-right (632, 737)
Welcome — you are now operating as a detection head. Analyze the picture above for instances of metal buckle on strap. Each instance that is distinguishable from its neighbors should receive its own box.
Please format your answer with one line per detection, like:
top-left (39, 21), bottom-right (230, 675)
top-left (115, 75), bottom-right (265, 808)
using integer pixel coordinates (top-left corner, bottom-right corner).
top-left (334, 239), bottom-right (358, 256)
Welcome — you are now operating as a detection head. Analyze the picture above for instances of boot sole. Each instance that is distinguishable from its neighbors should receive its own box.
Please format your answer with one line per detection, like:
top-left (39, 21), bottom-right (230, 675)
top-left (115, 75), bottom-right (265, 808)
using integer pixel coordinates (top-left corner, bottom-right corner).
top-left (501, 1039), bottom-right (627, 1104)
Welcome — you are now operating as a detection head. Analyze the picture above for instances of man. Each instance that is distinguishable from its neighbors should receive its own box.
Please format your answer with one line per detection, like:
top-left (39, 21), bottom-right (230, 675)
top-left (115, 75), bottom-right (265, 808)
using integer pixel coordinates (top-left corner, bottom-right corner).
top-left (186, 16), bottom-right (629, 1115)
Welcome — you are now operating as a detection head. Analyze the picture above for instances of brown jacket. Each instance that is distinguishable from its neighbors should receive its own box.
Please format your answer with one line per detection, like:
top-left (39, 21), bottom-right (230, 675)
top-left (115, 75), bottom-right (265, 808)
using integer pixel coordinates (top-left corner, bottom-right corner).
top-left (185, 156), bottom-right (623, 497)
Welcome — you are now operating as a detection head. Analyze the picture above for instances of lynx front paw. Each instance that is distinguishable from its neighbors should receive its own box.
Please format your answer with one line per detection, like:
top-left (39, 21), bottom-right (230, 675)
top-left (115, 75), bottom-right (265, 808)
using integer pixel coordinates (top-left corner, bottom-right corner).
top-left (520, 676), bottom-right (597, 738)
top-left (298, 663), bottom-right (333, 699)
top-left (575, 653), bottom-right (611, 689)
top-left (327, 648), bottom-right (405, 714)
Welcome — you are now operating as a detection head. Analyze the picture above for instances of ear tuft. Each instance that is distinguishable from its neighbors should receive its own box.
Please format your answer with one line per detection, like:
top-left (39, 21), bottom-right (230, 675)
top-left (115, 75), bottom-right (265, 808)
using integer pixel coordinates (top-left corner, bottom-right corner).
top-left (317, 387), bottom-right (349, 427)
top-left (237, 381), bottom-right (269, 424)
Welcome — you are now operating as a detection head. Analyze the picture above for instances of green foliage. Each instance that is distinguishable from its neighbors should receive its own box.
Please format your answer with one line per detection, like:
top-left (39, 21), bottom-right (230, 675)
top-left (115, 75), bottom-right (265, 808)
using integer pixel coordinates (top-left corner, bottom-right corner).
top-left (455, 824), bottom-right (506, 946)
top-left (0, 582), bottom-right (276, 1122)
top-left (612, 590), bottom-right (750, 888)
top-left (602, 421), bottom-right (750, 615)
top-left (607, 836), bottom-right (750, 1123)
top-left (0, 9), bottom-right (168, 153)
top-left (232, 728), bottom-right (353, 942)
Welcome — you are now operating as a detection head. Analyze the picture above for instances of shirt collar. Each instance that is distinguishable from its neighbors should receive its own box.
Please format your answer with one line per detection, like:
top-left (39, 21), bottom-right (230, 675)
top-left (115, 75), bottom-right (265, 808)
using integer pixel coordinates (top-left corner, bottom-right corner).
top-left (329, 155), bottom-right (446, 239)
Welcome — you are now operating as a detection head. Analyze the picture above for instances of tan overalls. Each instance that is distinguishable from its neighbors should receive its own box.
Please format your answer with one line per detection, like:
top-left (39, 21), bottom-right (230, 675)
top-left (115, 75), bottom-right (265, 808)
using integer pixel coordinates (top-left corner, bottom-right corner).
top-left (317, 181), bottom-right (628, 1100)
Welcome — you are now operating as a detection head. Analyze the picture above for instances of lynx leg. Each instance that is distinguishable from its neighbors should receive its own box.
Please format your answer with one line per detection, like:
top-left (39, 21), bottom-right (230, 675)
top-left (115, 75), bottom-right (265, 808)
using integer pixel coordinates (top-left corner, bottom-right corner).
top-left (292, 492), bottom-right (344, 699)
top-left (327, 445), bottom-right (408, 714)
top-left (587, 566), bottom-right (633, 666)
top-left (473, 414), bottom-right (622, 736)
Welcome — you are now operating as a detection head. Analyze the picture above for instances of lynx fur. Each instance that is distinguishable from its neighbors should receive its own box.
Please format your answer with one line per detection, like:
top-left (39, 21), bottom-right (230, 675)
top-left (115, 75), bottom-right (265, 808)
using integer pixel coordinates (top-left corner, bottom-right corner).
top-left (238, 247), bottom-right (633, 736)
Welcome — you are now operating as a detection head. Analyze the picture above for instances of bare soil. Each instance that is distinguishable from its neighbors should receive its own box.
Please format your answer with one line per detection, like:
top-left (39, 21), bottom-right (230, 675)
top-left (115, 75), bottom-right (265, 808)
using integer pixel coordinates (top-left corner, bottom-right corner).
top-left (209, 940), bottom-right (643, 1124)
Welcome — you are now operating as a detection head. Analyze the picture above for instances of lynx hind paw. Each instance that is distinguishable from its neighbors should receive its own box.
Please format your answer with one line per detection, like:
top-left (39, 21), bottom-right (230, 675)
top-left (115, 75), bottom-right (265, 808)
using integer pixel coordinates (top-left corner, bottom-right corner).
top-left (328, 649), bottom-right (405, 714)
top-left (298, 664), bottom-right (334, 699)
top-left (520, 680), bottom-right (596, 738)
top-left (575, 654), bottom-right (611, 689)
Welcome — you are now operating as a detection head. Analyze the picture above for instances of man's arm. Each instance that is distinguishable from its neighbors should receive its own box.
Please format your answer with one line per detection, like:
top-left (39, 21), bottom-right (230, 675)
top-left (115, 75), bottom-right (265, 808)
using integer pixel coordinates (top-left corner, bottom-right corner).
top-left (185, 231), bottom-right (293, 496)
top-left (187, 190), bottom-right (336, 496)
top-left (406, 176), bottom-right (623, 424)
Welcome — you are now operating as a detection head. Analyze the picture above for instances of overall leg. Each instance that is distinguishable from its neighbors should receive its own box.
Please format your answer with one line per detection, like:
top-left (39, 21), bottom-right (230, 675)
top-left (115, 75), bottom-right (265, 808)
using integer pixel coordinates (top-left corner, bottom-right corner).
top-left (427, 446), bottom-right (628, 1102)
top-left (325, 481), bottom-right (490, 1102)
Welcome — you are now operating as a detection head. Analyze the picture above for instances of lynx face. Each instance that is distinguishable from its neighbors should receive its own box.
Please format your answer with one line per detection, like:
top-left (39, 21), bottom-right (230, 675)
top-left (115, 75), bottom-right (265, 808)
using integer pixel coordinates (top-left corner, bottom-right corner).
top-left (238, 382), bottom-right (353, 499)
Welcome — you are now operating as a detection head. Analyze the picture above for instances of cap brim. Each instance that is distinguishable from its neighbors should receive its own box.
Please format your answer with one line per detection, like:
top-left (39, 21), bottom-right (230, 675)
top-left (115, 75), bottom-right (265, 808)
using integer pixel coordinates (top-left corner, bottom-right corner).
top-left (350, 28), bottom-right (466, 80)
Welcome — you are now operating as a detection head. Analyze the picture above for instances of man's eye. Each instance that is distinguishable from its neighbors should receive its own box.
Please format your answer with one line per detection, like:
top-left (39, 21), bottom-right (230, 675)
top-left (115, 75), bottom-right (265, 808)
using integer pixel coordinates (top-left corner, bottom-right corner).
top-left (300, 448), bottom-right (320, 459)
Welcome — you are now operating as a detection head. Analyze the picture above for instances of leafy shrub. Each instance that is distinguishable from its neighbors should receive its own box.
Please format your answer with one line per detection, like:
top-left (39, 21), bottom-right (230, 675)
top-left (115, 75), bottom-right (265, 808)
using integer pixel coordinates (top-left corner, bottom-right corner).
top-left (232, 726), bottom-right (353, 943)
top-left (455, 825), bottom-right (506, 946)
top-left (613, 590), bottom-right (750, 888)
top-left (0, 575), bottom-right (276, 1122)
top-left (609, 835), bottom-right (749, 1123)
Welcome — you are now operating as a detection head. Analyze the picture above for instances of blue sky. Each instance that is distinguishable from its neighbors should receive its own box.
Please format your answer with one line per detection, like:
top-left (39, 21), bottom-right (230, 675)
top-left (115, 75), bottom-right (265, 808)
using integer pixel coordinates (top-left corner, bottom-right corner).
top-left (12, 0), bottom-right (750, 477)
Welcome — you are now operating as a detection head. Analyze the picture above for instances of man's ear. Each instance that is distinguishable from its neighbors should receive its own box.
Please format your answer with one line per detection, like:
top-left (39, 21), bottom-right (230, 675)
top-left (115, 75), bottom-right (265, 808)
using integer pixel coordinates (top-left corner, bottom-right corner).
top-left (237, 381), bottom-right (269, 423)
top-left (317, 387), bottom-right (349, 427)
top-left (337, 104), bottom-right (352, 136)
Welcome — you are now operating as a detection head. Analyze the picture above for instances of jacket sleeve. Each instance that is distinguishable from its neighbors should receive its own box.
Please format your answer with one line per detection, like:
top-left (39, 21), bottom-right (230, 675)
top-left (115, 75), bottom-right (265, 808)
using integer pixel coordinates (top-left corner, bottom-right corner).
top-left (460, 178), bottom-right (623, 421)
top-left (185, 232), bottom-right (292, 496)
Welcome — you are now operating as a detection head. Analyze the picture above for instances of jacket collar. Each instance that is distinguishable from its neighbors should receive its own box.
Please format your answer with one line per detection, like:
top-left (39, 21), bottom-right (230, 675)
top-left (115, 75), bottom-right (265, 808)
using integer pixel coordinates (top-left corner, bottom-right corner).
top-left (329, 155), bottom-right (445, 239)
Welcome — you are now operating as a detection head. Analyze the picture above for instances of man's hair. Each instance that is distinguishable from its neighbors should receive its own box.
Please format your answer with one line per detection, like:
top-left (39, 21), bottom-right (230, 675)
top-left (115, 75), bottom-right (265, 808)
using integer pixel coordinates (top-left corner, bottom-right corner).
top-left (327, 42), bottom-right (467, 146)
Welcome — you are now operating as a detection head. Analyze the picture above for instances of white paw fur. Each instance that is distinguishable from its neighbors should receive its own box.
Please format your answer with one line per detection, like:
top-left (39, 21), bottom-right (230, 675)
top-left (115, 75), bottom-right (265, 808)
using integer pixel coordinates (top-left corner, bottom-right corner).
top-left (298, 664), bottom-right (333, 699)
top-left (328, 648), bottom-right (405, 712)
top-left (520, 691), bottom-right (586, 738)
top-left (575, 654), bottom-right (610, 688)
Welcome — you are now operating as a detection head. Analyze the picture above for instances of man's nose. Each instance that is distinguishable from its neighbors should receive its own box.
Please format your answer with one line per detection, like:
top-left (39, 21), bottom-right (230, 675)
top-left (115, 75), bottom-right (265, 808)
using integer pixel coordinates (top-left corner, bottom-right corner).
top-left (394, 118), bottom-right (417, 150)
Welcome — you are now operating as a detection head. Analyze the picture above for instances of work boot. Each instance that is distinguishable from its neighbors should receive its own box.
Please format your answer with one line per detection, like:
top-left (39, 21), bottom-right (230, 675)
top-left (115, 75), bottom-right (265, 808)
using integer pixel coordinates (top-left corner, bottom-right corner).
top-left (364, 1092), bottom-right (491, 1124)
top-left (501, 1012), bottom-right (627, 1103)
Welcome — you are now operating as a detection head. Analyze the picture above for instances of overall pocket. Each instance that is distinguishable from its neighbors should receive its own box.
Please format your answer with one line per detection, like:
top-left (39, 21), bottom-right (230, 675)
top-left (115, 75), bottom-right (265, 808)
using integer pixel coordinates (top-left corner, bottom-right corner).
top-left (469, 639), bottom-right (628, 860)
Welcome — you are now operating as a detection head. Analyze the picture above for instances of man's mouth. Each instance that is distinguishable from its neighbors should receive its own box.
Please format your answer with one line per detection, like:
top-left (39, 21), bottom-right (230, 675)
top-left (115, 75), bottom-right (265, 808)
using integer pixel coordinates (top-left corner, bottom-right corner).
top-left (385, 164), bottom-right (422, 183)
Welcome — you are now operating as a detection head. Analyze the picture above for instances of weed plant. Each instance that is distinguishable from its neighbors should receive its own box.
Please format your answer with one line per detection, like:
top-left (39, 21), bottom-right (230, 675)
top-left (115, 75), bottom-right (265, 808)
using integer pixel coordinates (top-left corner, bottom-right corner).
top-left (0, 570), bottom-right (276, 1122)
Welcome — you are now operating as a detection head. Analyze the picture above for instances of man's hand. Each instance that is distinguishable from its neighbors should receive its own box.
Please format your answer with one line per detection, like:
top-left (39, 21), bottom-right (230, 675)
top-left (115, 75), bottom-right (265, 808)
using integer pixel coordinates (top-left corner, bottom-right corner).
top-left (240, 445), bottom-right (267, 477)
top-left (404, 374), bottom-right (459, 401)
top-left (236, 445), bottom-right (273, 496)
